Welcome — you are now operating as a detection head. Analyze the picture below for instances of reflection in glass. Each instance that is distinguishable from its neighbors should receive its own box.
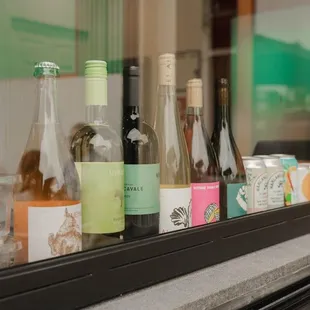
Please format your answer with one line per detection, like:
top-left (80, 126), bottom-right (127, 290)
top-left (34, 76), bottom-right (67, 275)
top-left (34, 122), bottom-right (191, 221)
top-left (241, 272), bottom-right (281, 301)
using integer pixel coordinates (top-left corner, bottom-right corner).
top-left (0, 0), bottom-right (309, 272)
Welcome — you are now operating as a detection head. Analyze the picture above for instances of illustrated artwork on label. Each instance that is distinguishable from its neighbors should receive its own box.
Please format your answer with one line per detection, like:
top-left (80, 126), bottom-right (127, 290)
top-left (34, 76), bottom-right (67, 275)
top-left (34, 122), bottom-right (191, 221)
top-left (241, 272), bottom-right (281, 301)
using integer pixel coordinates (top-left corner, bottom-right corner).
top-left (204, 202), bottom-right (220, 223)
top-left (236, 185), bottom-right (247, 212)
top-left (48, 208), bottom-right (82, 257)
top-left (228, 183), bottom-right (247, 218)
top-left (268, 171), bottom-right (284, 206)
top-left (191, 182), bottom-right (220, 225)
top-left (170, 199), bottom-right (192, 228)
top-left (28, 203), bottom-right (82, 262)
top-left (159, 187), bottom-right (192, 233)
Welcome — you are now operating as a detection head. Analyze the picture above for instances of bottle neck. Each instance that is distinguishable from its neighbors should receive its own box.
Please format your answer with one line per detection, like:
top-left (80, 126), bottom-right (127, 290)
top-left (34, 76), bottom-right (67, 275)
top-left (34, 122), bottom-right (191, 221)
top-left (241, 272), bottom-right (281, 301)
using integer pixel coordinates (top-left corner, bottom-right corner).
top-left (185, 107), bottom-right (205, 132)
top-left (86, 105), bottom-right (107, 124)
top-left (123, 72), bottom-right (142, 119)
top-left (34, 76), bottom-right (59, 124)
top-left (157, 85), bottom-right (179, 118)
top-left (186, 107), bottom-right (203, 116)
top-left (217, 87), bottom-right (230, 126)
top-left (124, 105), bottom-right (140, 116)
top-left (85, 76), bottom-right (107, 124)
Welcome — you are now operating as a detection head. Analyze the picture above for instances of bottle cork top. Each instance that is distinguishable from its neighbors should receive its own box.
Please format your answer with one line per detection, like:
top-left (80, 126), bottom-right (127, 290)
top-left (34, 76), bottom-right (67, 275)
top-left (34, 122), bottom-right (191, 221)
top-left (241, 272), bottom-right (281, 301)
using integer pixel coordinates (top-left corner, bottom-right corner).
top-left (158, 53), bottom-right (176, 86)
top-left (186, 78), bottom-right (203, 108)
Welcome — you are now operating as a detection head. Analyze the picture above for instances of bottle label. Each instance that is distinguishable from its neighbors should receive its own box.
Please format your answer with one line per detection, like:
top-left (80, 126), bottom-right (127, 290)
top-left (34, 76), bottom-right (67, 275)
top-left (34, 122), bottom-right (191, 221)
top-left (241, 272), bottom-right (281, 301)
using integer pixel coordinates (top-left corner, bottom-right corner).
top-left (191, 182), bottom-right (220, 226)
top-left (297, 168), bottom-right (310, 203)
top-left (227, 183), bottom-right (247, 218)
top-left (267, 169), bottom-right (284, 208)
top-left (27, 203), bottom-right (82, 262)
top-left (81, 162), bottom-right (124, 234)
top-left (159, 186), bottom-right (191, 233)
top-left (245, 167), bottom-right (268, 213)
top-left (124, 164), bottom-right (160, 215)
top-left (279, 158), bottom-right (298, 205)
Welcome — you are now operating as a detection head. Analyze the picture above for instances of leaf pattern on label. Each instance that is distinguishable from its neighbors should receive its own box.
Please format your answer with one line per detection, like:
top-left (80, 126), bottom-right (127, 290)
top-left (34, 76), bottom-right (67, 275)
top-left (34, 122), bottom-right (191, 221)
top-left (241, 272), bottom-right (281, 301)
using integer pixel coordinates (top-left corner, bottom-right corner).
top-left (236, 185), bottom-right (247, 211)
top-left (170, 205), bottom-right (189, 228)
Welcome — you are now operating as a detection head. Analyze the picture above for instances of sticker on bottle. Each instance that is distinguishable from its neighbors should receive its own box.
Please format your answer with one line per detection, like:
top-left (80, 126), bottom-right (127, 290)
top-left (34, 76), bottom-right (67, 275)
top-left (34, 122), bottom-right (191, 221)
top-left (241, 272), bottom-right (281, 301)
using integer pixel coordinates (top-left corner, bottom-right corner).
top-left (81, 162), bottom-right (124, 234)
top-left (227, 183), bottom-right (247, 218)
top-left (159, 186), bottom-right (191, 233)
top-left (28, 203), bottom-right (82, 262)
top-left (124, 164), bottom-right (160, 215)
top-left (191, 182), bottom-right (220, 226)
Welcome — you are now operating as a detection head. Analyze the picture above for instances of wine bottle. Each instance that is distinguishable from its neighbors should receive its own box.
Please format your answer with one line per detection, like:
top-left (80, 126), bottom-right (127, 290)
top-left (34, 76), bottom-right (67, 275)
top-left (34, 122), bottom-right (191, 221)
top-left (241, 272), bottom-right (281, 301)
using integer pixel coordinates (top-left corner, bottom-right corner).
top-left (154, 54), bottom-right (191, 233)
top-left (71, 60), bottom-right (124, 249)
top-left (211, 78), bottom-right (247, 219)
top-left (14, 62), bottom-right (81, 263)
top-left (184, 78), bottom-right (220, 225)
top-left (122, 66), bottom-right (160, 239)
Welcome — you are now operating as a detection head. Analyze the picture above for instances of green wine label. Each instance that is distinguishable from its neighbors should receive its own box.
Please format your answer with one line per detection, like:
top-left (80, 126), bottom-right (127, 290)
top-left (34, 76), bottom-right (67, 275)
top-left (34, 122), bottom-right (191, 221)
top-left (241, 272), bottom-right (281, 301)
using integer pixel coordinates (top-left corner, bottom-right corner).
top-left (81, 162), bottom-right (124, 233)
top-left (124, 164), bottom-right (160, 215)
top-left (227, 183), bottom-right (247, 218)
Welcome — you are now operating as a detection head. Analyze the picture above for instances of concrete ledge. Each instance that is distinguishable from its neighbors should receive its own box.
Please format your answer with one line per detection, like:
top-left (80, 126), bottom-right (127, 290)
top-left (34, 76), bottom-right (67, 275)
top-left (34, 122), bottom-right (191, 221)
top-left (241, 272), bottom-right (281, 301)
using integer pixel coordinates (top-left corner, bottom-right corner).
top-left (88, 234), bottom-right (310, 310)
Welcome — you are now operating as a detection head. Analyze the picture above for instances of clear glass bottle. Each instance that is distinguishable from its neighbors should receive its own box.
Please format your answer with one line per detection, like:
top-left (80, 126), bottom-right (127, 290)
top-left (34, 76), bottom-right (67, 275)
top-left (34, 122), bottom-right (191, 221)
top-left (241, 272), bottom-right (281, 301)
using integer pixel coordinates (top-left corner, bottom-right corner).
top-left (14, 62), bottom-right (81, 264)
top-left (211, 78), bottom-right (247, 220)
top-left (122, 66), bottom-right (160, 240)
top-left (154, 54), bottom-right (191, 233)
top-left (184, 79), bottom-right (220, 226)
top-left (71, 60), bottom-right (124, 249)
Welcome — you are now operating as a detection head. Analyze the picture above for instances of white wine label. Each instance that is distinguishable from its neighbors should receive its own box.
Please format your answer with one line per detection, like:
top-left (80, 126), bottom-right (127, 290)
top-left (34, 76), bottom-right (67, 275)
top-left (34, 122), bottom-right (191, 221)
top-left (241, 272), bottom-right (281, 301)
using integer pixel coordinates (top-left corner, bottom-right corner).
top-left (28, 203), bottom-right (82, 262)
top-left (159, 187), bottom-right (191, 233)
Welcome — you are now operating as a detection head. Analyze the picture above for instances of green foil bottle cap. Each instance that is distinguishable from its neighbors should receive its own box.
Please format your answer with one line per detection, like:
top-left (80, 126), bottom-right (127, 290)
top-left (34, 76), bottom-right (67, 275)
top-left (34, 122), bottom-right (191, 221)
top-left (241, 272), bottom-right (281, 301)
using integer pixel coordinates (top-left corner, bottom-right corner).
top-left (85, 60), bottom-right (107, 78)
top-left (33, 61), bottom-right (60, 78)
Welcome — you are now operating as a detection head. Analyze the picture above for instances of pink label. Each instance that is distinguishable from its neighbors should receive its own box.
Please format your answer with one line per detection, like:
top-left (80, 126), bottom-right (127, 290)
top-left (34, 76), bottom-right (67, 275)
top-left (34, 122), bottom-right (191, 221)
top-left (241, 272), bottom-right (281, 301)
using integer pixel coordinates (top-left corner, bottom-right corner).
top-left (191, 182), bottom-right (220, 226)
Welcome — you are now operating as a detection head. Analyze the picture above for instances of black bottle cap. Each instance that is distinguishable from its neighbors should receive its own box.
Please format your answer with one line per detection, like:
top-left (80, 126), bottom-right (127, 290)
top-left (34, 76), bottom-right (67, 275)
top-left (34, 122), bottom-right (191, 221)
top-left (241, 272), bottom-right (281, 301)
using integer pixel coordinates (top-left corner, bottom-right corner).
top-left (123, 65), bottom-right (139, 77)
top-left (123, 66), bottom-right (139, 107)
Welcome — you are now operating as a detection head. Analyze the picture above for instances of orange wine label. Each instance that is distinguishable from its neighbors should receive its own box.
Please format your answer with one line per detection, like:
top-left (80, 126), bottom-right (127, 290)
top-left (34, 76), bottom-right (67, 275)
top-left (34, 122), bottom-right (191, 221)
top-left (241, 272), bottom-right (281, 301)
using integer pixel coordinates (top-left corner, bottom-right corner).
top-left (14, 200), bottom-right (81, 264)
